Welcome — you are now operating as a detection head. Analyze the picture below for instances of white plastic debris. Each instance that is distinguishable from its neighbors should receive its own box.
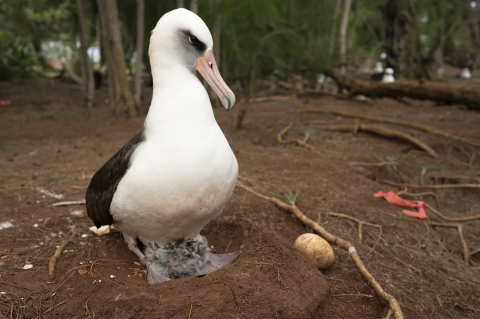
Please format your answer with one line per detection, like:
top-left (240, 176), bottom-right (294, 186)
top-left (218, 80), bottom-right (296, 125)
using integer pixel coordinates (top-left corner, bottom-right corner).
top-left (37, 188), bottom-right (65, 200)
top-left (23, 264), bottom-right (33, 270)
top-left (0, 222), bottom-right (13, 230)
top-left (89, 225), bottom-right (111, 236)
top-left (70, 210), bottom-right (84, 217)
top-left (110, 275), bottom-right (116, 279)
top-left (81, 234), bottom-right (90, 238)
top-left (33, 224), bottom-right (38, 228)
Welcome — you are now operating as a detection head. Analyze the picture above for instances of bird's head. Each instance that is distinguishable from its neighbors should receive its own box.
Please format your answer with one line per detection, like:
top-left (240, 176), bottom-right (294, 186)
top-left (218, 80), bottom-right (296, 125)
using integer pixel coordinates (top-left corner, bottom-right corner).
top-left (149, 8), bottom-right (235, 110)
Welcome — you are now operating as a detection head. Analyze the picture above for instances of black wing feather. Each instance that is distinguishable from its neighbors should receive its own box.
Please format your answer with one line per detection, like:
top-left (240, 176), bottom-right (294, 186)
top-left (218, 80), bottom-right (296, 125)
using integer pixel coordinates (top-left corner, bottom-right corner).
top-left (86, 128), bottom-right (145, 228)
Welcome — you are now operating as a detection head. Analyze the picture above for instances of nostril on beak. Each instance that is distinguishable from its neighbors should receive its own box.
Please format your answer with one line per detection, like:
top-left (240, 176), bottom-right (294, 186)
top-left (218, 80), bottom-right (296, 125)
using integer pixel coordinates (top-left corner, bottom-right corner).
top-left (208, 62), bottom-right (213, 68)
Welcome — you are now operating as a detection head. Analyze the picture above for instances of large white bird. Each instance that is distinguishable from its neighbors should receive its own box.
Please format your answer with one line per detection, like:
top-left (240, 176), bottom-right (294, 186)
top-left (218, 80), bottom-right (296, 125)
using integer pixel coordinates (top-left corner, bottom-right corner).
top-left (381, 68), bottom-right (395, 83)
top-left (86, 9), bottom-right (239, 284)
top-left (459, 68), bottom-right (472, 79)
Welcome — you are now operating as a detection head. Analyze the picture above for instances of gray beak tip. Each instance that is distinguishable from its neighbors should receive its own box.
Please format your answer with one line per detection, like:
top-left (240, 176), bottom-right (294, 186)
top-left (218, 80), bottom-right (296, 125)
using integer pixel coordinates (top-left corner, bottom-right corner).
top-left (222, 91), bottom-right (236, 111)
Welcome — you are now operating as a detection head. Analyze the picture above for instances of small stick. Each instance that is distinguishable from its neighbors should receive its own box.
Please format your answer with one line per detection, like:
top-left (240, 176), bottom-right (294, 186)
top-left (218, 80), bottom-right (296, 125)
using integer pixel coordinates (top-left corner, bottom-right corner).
top-left (333, 293), bottom-right (374, 298)
top-left (52, 199), bottom-right (86, 207)
top-left (49, 234), bottom-right (75, 277)
top-left (429, 223), bottom-right (469, 264)
top-left (299, 108), bottom-right (480, 148)
top-left (379, 180), bottom-right (480, 189)
top-left (349, 161), bottom-right (398, 167)
top-left (224, 241), bottom-right (232, 254)
top-left (188, 304), bottom-right (193, 319)
top-left (277, 122), bottom-right (317, 152)
top-left (42, 299), bottom-right (70, 315)
top-left (311, 123), bottom-right (437, 157)
top-left (236, 180), bottom-right (404, 319)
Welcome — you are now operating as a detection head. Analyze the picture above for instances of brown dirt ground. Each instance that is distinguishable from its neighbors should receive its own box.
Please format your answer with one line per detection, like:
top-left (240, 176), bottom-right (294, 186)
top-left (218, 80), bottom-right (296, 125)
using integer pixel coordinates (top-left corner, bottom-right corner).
top-left (0, 75), bottom-right (479, 319)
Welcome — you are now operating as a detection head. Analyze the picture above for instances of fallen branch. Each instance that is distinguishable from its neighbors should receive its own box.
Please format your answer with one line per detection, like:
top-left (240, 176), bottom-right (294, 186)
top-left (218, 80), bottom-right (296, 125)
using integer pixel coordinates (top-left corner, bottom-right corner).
top-left (277, 123), bottom-right (316, 152)
top-left (299, 108), bottom-right (480, 148)
top-left (236, 180), bottom-right (404, 319)
top-left (325, 69), bottom-right (480, 110)
top-left (379, 180), bottom-right (480, 189)
top-left (310, 123), bottom-right (437, 157)
top-left (429, 223), bottom-right (469, 264)
top-left (49, 234), bottom-right (75, 277)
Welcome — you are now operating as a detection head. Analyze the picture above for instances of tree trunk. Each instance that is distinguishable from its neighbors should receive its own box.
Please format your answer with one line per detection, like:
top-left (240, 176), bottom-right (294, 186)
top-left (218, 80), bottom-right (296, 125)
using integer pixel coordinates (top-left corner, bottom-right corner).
top-left (190, 0), bottom-right (199, 14)
top-left (464, 4), bottom-right (480, 69)
top-left (380, 0), bottom-right (427, 79)
top-left (76, 0), bottom-right (95, 107)
top-left (97, 0), bottom-right (119, 110)
top-left (177, 0), bottom-right (185, 8)
top-left (134, 0), bottom-right (144, 106)
top-left (102, 0), bottom-right (138, 117)
top-left (326, 69), bottom-right (480, 110)
top-left (328, 0), bottom-right (342, 62)
top-left (339, 0), bottom-right (352, 74)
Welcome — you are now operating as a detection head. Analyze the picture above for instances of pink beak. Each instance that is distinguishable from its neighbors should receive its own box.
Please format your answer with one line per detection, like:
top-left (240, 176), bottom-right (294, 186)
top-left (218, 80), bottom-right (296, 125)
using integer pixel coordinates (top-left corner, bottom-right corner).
top-left (195, 50), bottom-right (236, 110)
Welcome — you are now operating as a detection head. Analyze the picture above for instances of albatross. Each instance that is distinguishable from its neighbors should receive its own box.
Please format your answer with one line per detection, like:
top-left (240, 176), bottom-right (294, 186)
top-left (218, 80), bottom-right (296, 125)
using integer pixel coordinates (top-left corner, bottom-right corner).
top-left (86, 8), bottom-right (239, 284)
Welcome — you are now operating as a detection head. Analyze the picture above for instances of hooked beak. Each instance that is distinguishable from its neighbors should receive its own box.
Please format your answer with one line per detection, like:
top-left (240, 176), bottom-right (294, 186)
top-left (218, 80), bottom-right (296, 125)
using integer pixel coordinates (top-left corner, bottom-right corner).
top-left (195, 50), bottom-right (235, 110)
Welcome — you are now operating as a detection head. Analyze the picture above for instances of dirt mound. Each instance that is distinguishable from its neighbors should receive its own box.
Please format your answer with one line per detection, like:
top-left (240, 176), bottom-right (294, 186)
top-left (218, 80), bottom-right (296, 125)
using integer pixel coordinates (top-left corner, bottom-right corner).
top-left (1, 220), bottom-right (328, 318)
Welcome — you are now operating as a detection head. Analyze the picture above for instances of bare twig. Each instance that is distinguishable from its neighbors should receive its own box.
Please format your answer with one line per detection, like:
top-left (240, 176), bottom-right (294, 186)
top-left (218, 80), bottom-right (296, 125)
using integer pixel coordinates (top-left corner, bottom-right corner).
top-left (379, 180), bottom-right (480, 189)
top-left (277, 123), bottom-right (316, 152)
top-left (300, 108), bottom-right (480, 148)
top-left (236, 180), bottom-right (404, 319)
top-left (52, 199), bottom-right (86, 207)
top-left (428, 223), bottom-right (469, 264)
top-left (49, 234), bottom-right (75, 277)
top-left (325, 212), bottom-right (382, 243)
top-left (310, 123), bottom-right (437, 157)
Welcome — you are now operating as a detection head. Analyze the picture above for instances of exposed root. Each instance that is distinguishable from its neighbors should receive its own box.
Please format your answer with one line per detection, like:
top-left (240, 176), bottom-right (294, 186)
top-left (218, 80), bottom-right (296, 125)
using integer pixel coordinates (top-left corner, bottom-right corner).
top-left (379, 180), bottom-right (480, 189)
top-left (300, 108), bottom-right (480, 148)
top-left (396, 190), bottom-right (440, 208)
top-left (277, 122), bottom-right (317, 152)
top-left (249, 94), bottom-right (297, 104)
top-left (428, 223), bottom-right (469, 264)
top-left (423, 202), bottom-right (480, 222)
top-left (236, 180), bottom-right (404, 319)
top-left (49, 234), bottom-right (74, 277)
top-left (310, 123), bottom-right (437, 157)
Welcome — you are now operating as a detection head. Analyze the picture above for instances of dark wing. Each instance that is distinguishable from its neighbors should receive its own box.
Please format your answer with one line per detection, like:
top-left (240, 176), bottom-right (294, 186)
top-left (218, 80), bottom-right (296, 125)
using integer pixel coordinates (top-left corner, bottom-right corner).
top-left (86, 128), bottom-right (145, 228)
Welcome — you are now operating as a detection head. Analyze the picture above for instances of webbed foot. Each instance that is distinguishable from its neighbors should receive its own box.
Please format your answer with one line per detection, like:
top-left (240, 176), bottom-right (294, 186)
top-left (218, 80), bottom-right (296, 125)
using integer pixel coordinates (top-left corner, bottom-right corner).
top-left (198, 251), bottom-right (241, 275)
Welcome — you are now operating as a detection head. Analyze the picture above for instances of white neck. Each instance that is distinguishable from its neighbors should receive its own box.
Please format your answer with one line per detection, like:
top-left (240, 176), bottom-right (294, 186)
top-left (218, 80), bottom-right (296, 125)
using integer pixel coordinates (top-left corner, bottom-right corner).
top-left (144, 60), bottom-right (216, 137)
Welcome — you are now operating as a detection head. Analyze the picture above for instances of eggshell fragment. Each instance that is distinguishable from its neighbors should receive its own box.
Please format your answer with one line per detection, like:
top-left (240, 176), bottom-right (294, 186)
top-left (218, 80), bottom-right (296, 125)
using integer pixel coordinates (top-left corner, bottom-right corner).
top-left (294, 233), bottom-right (335, 270)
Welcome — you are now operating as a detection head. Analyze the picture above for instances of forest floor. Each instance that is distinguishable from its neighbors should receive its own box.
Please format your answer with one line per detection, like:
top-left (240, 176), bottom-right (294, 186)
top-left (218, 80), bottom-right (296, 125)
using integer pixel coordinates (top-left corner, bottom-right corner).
top-left (0, 73), bottom-right (480, 319)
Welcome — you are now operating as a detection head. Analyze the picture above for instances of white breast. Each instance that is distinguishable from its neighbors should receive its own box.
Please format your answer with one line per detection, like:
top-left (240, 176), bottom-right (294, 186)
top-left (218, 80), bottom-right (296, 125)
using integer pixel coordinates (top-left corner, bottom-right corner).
top-left (111, 123), bottom-right (237, 245)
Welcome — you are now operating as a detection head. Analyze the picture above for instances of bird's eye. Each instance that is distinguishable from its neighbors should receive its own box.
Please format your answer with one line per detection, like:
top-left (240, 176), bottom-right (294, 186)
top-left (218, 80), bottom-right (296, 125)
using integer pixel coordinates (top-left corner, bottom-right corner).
top-left (189, 36), bottom-right (199, 45)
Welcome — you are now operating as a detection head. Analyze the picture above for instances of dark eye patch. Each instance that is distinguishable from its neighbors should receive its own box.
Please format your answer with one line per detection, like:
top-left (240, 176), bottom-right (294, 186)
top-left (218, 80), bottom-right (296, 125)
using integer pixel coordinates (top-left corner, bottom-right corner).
top-left (181, 30), bottom-right (206, 53)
